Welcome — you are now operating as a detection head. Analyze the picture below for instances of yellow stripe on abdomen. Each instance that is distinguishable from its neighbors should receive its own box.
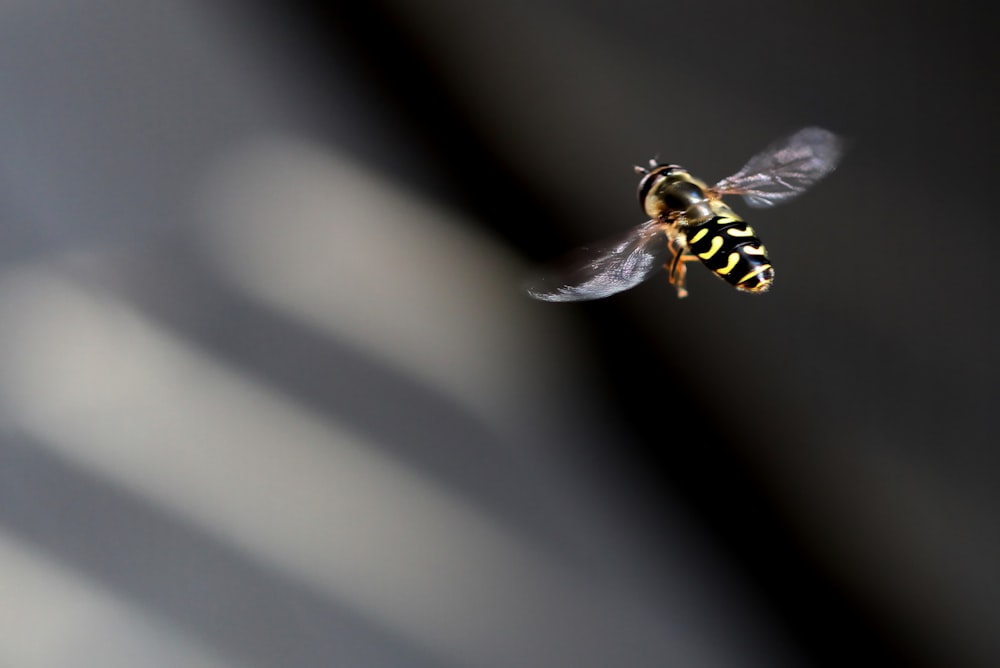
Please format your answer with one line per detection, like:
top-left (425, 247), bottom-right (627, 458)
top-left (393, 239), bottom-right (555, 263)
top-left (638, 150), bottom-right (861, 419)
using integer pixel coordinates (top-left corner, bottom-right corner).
top-left (737, 264), bottom-right (773, 285)
top-left (697, 235), bottom-right (724, 260)
top-left (688, 228), bottom-right (709, 244)
top-left (716, 252), bottom-right (741, 275)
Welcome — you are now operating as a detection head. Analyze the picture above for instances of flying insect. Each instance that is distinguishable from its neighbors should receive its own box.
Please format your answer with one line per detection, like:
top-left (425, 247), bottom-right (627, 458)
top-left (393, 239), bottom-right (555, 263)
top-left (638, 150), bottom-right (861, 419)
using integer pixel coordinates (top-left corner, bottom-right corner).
top-left (525, 127), bottom-right (844, 300)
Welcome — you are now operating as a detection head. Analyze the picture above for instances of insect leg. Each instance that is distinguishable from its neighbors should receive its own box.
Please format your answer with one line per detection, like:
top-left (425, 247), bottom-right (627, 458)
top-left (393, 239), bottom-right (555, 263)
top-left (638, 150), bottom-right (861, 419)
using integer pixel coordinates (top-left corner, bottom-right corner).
top-left (665, 236), bottom-right (697, 299)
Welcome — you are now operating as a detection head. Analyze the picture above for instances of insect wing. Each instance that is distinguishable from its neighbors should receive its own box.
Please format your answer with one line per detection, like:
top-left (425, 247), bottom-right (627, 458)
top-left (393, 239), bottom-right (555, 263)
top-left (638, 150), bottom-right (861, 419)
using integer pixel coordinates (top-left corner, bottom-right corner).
top-left (525, 222), bottom-right (671, 301)
top-left (712, 127), bottom-right (845, 208)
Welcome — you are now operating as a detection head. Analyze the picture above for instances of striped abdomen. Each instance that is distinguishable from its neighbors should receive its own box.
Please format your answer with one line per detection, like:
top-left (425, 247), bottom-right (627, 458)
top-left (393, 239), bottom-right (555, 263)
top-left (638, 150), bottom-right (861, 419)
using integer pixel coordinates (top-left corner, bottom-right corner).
top-left (686, 215), bottom-right (774, 292)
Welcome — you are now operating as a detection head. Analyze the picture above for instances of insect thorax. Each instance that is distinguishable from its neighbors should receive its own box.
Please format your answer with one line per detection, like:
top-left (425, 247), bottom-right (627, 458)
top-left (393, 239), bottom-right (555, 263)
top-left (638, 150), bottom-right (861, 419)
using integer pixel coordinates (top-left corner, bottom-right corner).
top-left (638, 167), bottom-right (714, 222)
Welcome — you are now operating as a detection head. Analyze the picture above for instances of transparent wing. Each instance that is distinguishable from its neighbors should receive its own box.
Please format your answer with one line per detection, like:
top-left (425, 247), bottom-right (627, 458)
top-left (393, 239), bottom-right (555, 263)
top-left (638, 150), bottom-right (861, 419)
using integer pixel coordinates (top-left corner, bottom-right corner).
top-left (712, 127), bottom-right (845, 209)
top-left (524, 222), bottom-right (672, 301)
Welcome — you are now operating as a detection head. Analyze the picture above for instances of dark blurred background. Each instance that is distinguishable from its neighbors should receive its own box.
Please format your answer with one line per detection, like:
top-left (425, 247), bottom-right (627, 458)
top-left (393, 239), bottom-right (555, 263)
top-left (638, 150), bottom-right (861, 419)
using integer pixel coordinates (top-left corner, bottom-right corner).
top-left (0, 1), bottom-right (995, 667)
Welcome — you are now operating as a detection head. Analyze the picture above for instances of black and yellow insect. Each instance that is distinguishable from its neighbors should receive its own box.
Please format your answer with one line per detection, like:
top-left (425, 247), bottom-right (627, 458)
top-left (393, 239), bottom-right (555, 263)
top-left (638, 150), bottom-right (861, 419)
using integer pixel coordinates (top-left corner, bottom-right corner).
top-left (526, 127), bottom-right (844, 300)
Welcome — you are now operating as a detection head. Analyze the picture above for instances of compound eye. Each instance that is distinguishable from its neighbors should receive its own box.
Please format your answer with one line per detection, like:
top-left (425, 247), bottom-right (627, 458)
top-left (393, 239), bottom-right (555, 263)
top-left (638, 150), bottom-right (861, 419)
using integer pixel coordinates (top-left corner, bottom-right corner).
top-left (636, 171), bottom-right (660, 207)
top-left (637, 170), bottom-right (653, 192)
top-left (636, 164), bottom-right (678, 208)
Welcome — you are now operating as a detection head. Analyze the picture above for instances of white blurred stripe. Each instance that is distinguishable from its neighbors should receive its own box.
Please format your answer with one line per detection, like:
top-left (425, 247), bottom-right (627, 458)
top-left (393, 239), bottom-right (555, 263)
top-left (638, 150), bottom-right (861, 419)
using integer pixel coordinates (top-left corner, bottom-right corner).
top-left (0, 266), bottom-right (732, 668)
top-left (0, 266), bottom-right (537, 647)
top-left (0, 527), bottom-right (235, 668)
top-left (196, 139), bottom-right (571, 423)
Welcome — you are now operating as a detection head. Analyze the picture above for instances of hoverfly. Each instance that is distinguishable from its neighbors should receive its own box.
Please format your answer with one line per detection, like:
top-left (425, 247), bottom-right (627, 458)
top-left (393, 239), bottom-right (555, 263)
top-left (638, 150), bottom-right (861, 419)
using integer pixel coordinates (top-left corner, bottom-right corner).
top-left (525, 127), bottom-right (844, 300)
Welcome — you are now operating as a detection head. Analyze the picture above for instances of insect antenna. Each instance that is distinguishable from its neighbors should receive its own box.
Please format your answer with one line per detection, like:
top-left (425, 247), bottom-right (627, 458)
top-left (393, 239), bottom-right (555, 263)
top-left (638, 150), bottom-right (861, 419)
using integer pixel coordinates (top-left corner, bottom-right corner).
top-left (634, 158), bottom-right (660, 175)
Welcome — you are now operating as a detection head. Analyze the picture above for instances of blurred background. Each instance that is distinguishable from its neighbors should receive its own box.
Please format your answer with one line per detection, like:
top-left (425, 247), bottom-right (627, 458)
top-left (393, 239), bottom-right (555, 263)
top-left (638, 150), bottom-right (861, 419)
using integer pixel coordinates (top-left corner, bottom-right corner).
top-left (0, 1), bottom-right (995, 666)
